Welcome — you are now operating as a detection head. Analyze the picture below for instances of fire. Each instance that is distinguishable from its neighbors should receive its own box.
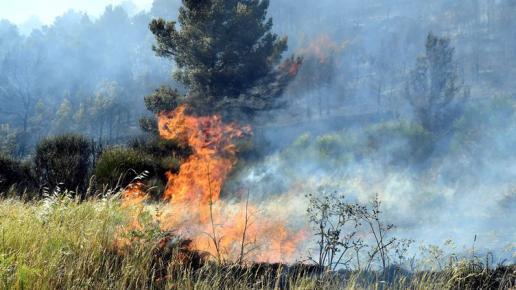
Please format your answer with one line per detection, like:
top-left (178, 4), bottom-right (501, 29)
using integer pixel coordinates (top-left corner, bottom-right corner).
top-left (121, 104), bottom-right (306, 263)
top-left (300, 34), bottom-right (346, 64)
top-left (158, 105), bottom-right (250, 205)
top-left (115, 182), bottom-right (148, 251)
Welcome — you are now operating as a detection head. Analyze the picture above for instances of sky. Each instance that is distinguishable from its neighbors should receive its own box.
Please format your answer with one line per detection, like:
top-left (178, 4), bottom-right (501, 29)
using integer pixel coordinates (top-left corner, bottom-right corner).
top-left (0, 0), bottom-right (152, 25)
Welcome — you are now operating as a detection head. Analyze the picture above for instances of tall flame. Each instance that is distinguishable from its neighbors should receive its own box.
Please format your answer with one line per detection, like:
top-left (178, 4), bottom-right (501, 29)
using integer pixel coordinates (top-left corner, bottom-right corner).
top-left (158, 105), bottom-right (250, 205)
top-left (118, 104), bottom-right (306, 263)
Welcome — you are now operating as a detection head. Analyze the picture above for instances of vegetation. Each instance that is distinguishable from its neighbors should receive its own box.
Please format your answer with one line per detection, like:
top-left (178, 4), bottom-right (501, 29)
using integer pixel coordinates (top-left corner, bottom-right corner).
top-left (34, 134), bottom-right (93, 194)
top-left (0, 193), bottom-right (512, 289)
top-left (1, 1), bottom-right (516, 154)
top-left (147, 0), bottom-right (301, 121)
top-left (0, 154), bottom-right (33, 196)
top-left (0, 1), bottom-right (514, 289)
top-left (94, 147), bottom-right (157, 189)
top-left (405, 33), bottom-right (469, 137)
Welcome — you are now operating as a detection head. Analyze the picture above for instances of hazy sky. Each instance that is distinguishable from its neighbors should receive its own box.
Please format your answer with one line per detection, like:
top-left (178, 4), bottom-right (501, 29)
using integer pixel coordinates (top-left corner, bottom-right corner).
top-left (0, 0), bottom-right (152, 24)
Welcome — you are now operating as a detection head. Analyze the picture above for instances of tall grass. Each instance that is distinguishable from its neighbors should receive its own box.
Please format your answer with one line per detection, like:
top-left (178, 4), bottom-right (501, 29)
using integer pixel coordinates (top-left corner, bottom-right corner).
top-left (0, 195), bottom-right (513, 289)
top-left (0, 195), bottom-right (157, 289)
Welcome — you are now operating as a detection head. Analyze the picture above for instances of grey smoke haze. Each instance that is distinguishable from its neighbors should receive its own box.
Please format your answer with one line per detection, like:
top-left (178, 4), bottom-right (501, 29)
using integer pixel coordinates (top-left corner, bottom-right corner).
top-left (239, 0), bottom-right (516, 261)
top-left (0, 0), bottom-right (515, 261)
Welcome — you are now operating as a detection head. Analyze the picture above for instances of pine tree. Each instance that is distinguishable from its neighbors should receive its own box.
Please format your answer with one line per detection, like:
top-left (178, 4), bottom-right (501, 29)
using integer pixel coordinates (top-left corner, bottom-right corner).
top-left (147, 0), bottom-right (301, 121)
top-left (406, 33), bottom-right (469, 136)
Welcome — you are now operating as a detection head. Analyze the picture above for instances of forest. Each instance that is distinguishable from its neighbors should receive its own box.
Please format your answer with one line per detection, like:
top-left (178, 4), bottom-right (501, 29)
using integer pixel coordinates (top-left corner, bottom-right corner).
top-left (0, 0), bottom-right (515, 289)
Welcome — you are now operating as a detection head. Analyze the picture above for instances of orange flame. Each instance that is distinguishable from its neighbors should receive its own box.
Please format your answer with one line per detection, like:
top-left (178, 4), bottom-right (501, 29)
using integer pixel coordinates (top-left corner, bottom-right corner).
top-left (301, 34), bottom-right (346, 64)
top-left (115, 182), bottom-right (148, 251)
top-left (158, 105), bottom-right (250, 205)
top-left (119, 105), bottom-right (306, 263)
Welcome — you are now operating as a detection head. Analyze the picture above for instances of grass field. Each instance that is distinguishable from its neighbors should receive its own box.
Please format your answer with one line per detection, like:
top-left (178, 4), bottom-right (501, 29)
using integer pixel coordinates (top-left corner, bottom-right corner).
top-left (0, 194), bottom-right (513, 289)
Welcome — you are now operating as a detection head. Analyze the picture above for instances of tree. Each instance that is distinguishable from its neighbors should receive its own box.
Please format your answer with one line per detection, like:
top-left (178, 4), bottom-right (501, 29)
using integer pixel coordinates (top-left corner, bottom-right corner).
top-left (140, 86), bottom-right (182, 133)
top-left (88, 81), bottom-right (131, 144)
top-left (406, 33), bottom-right (469, 136)
top-left (307, 192), bottom-right (407, 272)
top-left (144, 86), bottom-right (181, 115)
top-left (29, 100), bottom-right (50, 141)
top-left (359, 194), bottom-right (397, 272)
top-left (52, 98), bottom-right (73, 134)
top-left (148, 0), bottom-right (301, 121)
top-left (0, 42), bottom-right (44, 156)
top-left (287, 35), bottom-right (343, 117)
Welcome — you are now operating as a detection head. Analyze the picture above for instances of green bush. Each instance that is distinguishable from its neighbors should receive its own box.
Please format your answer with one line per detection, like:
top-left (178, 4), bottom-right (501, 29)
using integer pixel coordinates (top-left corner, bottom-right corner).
top-left (94, 147), bottom-right (157, 189)
top-left (0, 155), bottom-right (34, 195)
top-left (366, 121), bottom-right (434, 164)
top-left (129, 137), bottom-right (190, 160)
top-left (34, 134), bottom-right (92, 194)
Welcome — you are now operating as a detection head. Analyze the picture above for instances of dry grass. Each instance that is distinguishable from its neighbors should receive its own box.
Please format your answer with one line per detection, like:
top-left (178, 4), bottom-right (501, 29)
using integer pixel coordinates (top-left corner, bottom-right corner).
top-left (0, 195), bottom-right (513, 289)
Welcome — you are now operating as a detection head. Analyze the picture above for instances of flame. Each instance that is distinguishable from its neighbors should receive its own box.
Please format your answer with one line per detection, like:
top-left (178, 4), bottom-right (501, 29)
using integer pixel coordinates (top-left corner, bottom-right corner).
top-left (114, 104), bottom-right (306, 263)
top-left (156, 199), bottom-right (307, 263)
top-left (158, 105), bottom-right (250, 205)
top-left (300, 34), bottom-right (346, 64)
top-left (115, 182), bottom-right (148, 252)
top-left (280, 57), bottom-right (303, 77)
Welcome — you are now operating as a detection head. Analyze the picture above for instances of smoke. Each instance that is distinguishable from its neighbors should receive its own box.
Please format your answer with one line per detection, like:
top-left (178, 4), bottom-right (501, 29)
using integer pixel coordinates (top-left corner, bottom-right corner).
top-left (1, 0), bottom-right (515, 262)
top-left (217, 0), bottom-right (516, 260)
top-left (228, 97), bottom-right (516, 261)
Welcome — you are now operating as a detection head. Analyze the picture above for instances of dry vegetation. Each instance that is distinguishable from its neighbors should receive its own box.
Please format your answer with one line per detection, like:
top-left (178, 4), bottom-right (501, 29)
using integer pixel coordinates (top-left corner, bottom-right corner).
top-left (0, 192), bottom-right (513, 289)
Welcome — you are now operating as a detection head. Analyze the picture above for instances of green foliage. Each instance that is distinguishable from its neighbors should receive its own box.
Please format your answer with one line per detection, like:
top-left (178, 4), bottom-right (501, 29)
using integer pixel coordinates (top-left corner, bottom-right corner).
top-left (366, 121), bottom-right (435, 163)
top-left (293, 133), bottom-right (312, 149)
top-left (34, 134), bottom-right (92, 194)
top-left (94, 147), bottom-right (156, 189)
top-left (0, 154), bottom-right (33, 195)
top-left (138, 116), bottom-right (159, 135)
top-left (144, 86), bottom-right (182, 115)
top-left (140, 86), bottom-right (183, 133)
top-left (284, 132), bottom-right (356, 167)
top-left (280, 120), bottom-right (436, 169)
top-left (129, 137), bottom-right (190, 165)
top-left (149, 0), bottom-right (301, 120)
top-left (94, 138), bottom-right (186, 196)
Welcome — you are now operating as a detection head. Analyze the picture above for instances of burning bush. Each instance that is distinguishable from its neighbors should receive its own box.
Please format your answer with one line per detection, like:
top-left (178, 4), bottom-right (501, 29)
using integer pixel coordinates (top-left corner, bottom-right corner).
top-left (116, 104), bottom-right (309, 265)
top-left (151, 234), bottom-right (209, 281)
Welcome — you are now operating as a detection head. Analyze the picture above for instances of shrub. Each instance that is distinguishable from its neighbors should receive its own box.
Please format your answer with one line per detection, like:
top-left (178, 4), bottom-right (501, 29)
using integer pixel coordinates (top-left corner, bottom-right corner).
top-left (366, 121), bottom-right (434, 165)
top-left (315, 134), bottom-right (342, 159)
top-left (0, 155), bottom-right (33, 195)
top-left (94, 147), bottom-right (157, 189)
top-left (34, 134), bottom-right (92, 194)
top-left (292, 133), bottom-right (311, 149)
top-left (129, 137), bottom-right (190, 161)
